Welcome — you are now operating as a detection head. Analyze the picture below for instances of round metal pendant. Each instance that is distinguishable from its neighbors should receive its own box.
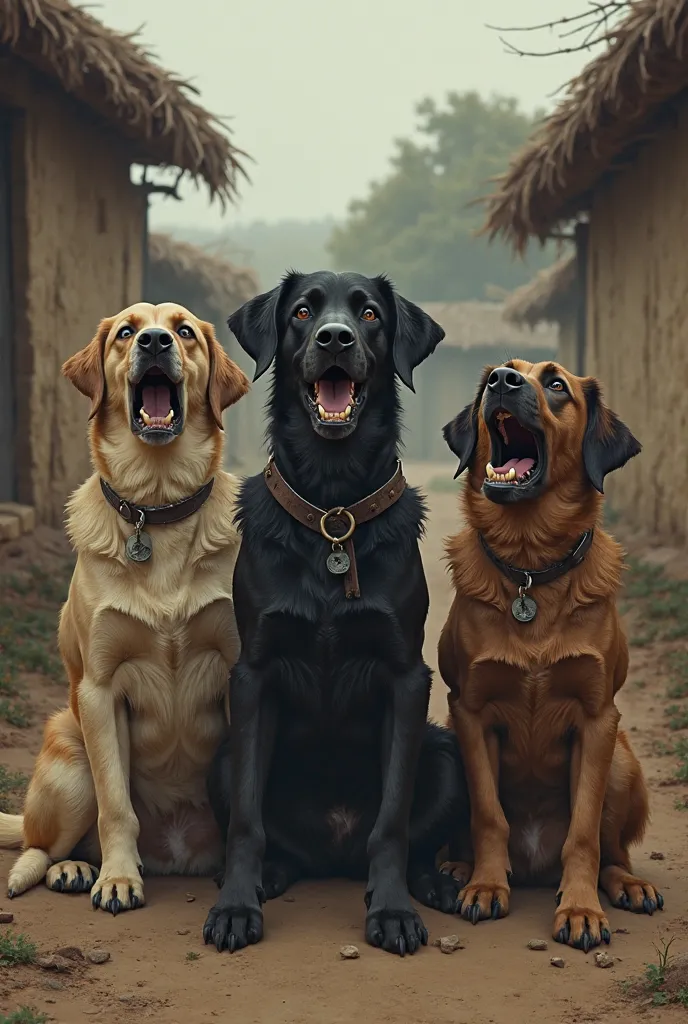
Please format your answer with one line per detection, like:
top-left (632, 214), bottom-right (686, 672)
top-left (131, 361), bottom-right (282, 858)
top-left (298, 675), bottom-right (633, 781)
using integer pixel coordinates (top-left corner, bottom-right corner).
top-left (327, 549), bottom-right (351, 575)
top-left (512, 594), bottom-right (537, 623)
top-left (126, 531), bottom-right (153, 563)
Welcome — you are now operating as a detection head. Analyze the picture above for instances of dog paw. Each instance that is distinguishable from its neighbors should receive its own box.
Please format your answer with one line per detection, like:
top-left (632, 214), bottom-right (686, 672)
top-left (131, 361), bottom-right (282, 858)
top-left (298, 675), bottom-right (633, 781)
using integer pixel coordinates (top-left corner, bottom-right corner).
top-left (47, 861), bottom-right (99, 894)
top-left (439, 860), bottom-right (472, 889)
top-left (203, 886), bottom-right (265, 953)
top-left (608, 874), bottom-right (664, 915)
top-left (364, 889), bottom-right (429, 956)
top-left (91, 863), bottom-right (144, 915)
top-left (553, 898), bottom-right (611, 951)
top-left (409, 868), bottom-right (462, 914)
top-left (262, 861), bottom-right (295, 901)
top-left (458, 878), bottom-right (510, 924)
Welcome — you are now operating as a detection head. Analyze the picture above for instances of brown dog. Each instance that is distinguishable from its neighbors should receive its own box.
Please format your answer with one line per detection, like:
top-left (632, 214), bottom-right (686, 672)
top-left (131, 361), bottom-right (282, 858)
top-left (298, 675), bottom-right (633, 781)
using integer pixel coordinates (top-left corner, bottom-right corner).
top-left (438, 359), bottom-right (662, 952)
top-left (0, 302), bottom-right (249, 913)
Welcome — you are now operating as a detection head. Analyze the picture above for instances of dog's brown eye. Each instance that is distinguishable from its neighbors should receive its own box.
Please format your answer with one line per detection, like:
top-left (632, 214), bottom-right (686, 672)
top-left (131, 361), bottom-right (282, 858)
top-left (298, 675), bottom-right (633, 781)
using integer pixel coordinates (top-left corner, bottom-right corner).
top-left (362, 309), bottom-right (377, 322)
top-left (117, 325), bottom-right (134, 340)
top-left (549, 379), bottom-right (565, 392)
top-left (295, 307), bottom-right (311, 321)
top-left (178, 325), bottom-right (194, 339)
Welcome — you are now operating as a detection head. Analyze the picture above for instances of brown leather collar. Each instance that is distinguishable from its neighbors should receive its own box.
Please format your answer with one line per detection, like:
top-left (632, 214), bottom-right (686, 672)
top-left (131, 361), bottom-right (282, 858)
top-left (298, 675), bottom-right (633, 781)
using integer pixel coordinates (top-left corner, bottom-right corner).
top-left (100, 478), bottom-right (214, 527)
top-left (263, 459), bottom-right (406, 598)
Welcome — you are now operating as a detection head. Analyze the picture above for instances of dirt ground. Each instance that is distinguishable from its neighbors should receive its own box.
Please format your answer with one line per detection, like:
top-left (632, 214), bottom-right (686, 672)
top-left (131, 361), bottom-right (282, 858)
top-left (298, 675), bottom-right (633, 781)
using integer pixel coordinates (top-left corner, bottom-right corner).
top-left (0, 463), bottom-right (686, 1023)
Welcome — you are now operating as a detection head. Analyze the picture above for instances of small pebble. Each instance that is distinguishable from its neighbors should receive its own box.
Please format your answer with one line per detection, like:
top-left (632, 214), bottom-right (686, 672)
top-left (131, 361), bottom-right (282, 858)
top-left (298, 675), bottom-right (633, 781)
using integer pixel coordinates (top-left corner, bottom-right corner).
top-left (283, 895), bottom-right (296, 903)
top-left (339, 945), bottom-right (360, 960)
top-left (36, 955), bottom-right (71, 973)
top-left (438, 934), bottom-right (463, 954)
top-left (527, 939), bottom-right (548, 951)
top-left (550, 957), bottom-right (566, 969)
top-left (177, 929), bottom-right (190, 936)
top-left (46, 999), bottom-right (56, 1005)
top-left (46, 980), bottom-right (64, 991)
top-left (119, 994), bottom-right (134, 1004)
top-left (613, 928), bottom-right (630, 935)
top-left (0, 912), bottom-right (13, 924)
top-left (54, 946), bottom-right (84, 961)
top-left (186, 893), bottom-right (196, 903)
top-left (650, 851), bottom-right (665, 861)
top-left (86, 949), bottom-right (111, 965)
top-left (594, 951), bottom-right (614, 969)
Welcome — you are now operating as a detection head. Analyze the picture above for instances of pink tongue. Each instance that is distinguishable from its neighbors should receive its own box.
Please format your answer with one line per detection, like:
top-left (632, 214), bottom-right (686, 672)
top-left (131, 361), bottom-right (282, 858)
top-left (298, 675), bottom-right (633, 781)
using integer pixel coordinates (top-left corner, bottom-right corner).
top-left (492, 457), bottom-right (535, 478)
top-left (142, 384), bottom-right (171, 419)
top-left (318, 378), bottom-right (351, 413)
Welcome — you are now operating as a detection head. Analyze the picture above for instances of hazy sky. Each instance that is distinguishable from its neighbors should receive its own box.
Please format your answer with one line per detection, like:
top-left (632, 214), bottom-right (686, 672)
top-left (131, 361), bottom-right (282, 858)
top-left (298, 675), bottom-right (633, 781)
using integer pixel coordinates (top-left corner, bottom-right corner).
top-left (96, 0), bottom-right (597, 230)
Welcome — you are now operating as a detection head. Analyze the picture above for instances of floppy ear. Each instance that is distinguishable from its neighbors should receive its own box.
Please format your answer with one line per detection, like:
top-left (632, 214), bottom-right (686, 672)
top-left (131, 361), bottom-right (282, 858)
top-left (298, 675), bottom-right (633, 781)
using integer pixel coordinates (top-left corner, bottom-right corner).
top-left (227, 286), bottom-right (281, 381)
top-left (374, 277), bottom-right (444, 390)
top-left (582, 379), bottom-right (641, 493)
top-left (61, 317), bottom-right (113, 420)
top-left (442, 367), bottom-right (492, 479)
top-left (203, 322), bottom-right (250, 430)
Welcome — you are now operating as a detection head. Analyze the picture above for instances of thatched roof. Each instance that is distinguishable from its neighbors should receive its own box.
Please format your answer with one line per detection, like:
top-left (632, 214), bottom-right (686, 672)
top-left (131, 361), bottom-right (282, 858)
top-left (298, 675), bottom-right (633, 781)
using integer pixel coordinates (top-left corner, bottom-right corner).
top-left (421, 301), bottom-right (557, 352)
top-left (502, 255), bottom-right (577, 328)
top-left (148, 234), bottom-right (259, 315)
top-left (1, 0), bottom-right (245, 202)
top-left (483, 0), bottom-right (688, 249)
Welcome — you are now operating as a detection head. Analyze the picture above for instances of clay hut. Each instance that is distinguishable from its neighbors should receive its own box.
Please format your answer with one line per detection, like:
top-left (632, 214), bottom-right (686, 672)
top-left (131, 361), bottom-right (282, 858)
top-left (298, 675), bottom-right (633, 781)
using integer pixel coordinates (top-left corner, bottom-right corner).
top-left (146, 234), bottom-right (263, 469)
top-left (405, 302), bottom-right (556, 462)
top-left (0, 0), bottom-right (244, 531)
top-left (502, 254), bottom-right (579, 371)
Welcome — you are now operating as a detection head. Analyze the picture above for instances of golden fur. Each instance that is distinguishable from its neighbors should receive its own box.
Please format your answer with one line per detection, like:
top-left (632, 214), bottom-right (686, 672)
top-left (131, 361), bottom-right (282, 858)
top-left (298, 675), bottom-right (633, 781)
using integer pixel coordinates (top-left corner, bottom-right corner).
top-left (439, 359), bottom-right (660, 950)
top-left (0, 302), bottom-right (249, 912)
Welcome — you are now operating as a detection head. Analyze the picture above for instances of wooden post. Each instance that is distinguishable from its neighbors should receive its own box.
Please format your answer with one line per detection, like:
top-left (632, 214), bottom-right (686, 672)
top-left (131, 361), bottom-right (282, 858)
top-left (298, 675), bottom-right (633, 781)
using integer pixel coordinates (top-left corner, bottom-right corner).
top-left (574, 221), bottom-right (589, 377)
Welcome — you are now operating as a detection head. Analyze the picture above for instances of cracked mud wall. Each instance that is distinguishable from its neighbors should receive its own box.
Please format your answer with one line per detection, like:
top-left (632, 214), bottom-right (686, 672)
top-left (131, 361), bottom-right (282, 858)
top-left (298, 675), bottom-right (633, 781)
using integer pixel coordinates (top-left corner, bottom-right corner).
top-left (3, 60), bottom-right (145, 526)
top-left (588, 96), bottom-right (688, 545)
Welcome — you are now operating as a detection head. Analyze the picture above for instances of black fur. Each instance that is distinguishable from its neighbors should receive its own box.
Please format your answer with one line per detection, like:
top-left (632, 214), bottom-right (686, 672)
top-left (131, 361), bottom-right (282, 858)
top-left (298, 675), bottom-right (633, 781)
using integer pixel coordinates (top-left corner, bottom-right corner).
top-left (582, 380), bottom-right (641, 492)
top-left (204, 271), bottom-right (466, 957)
top-left (443, 367), bottom-right (492, 477)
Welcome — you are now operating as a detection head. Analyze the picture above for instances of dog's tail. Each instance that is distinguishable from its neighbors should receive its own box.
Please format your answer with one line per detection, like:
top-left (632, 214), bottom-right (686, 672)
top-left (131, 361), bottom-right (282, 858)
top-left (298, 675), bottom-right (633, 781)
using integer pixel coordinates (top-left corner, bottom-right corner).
top-left (7, 847), bottom-right (52, 898)
top-left (0, 812), bottom-right (23, 848)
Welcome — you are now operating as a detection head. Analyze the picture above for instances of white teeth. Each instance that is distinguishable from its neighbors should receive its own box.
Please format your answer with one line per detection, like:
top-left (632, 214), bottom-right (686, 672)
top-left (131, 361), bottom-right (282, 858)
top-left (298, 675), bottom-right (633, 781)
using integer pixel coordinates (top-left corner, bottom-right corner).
top-left (141, 409), bottom-right (151, 425)
top-left (318, 404), bottom-right (325, 418)
top-left (486, 463), bottom-right (496, 480)
top-left (507, 468), bottom-right (516, 481)
top-left (344, 405), bottom-right (352, 418)
top-left (163, 409), bottom-right (174, 425)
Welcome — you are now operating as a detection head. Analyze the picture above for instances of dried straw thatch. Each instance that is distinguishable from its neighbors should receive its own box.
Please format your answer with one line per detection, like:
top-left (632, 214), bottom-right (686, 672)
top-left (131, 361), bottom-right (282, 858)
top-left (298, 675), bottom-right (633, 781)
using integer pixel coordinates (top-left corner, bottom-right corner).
top-left (148, 234), bottom-right (259, 315)
top-left (502, 255), bottom-right (577, 328)
top-left (1, 0), bottom-right (246, 202)
top-left (483, 0), bottom-right (688, 249)
top-left (421, 301), bottom-right (557, 352)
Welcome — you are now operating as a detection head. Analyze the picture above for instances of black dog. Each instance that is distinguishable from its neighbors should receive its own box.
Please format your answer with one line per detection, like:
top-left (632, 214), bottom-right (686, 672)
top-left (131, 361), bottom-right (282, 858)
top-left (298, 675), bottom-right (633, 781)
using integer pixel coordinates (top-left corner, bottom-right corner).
top-left (203, 271), bottom-right (467, 957)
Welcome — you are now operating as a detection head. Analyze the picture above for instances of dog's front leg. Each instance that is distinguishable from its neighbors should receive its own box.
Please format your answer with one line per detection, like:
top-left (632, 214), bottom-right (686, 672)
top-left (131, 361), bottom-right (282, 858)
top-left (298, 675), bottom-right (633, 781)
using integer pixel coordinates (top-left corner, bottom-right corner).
top-left (365, 663), bottom-right (430, 957)
top-left (554, 706), bottom-right (619, 952)
top-left (448, 702), bottom-right (511, 923)
top-left (203, 660), bottom-right (276, 953)
top-left (77, 681), bottom-right (143, 915)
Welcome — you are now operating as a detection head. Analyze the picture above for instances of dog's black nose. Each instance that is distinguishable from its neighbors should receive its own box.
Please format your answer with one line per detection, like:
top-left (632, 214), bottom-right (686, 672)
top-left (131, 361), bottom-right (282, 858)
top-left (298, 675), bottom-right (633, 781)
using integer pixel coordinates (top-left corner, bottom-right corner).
top-left (315, 322), bottom-right (355, 352)
top-left (487, 367), bottom-right (524, 392)
top-left (137, 327), bottom-right (174, 355)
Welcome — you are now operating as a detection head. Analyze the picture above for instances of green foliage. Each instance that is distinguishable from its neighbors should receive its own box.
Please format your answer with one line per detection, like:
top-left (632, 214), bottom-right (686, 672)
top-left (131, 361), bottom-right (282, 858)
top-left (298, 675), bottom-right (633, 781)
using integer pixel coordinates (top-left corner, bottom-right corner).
top-left (0, 930), bottom-right (37, 966)
top-left (0, 1010), bottom-right (47, 1024)
top-left (328, 91), bottom-right (553, 301)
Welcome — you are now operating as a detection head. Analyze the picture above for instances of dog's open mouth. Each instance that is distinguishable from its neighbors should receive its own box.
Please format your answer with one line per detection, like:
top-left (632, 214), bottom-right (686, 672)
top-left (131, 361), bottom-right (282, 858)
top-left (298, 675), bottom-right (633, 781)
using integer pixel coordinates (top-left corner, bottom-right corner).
top-left (307, 367), bottom-right (366, 426)
top-left (129, 369), bottom-right (184, 445)
top-left (484, 410), bottom-right (546, 501)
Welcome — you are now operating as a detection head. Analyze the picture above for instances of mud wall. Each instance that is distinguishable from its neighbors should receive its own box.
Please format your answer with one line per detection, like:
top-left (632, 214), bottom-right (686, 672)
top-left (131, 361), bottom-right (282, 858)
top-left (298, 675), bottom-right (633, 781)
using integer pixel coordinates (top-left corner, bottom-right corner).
top-left (587, 97), bottom-right (688, 544)
top-left (2, 59), bottom-right (145, 526)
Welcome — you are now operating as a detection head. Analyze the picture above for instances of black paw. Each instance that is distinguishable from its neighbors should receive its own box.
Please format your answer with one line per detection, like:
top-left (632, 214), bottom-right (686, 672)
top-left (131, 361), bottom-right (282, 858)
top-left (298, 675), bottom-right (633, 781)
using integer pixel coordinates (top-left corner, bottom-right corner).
top-left (365, 902), bottom-right (429, 956)
top-left (203, 887), bottom-right (265, 953)
top-left (50, 864), bottom-right (99, 894)
top-left (262, 862), bottom-right (294, 901)
top-left (409, 869), bottom-right (461, 915)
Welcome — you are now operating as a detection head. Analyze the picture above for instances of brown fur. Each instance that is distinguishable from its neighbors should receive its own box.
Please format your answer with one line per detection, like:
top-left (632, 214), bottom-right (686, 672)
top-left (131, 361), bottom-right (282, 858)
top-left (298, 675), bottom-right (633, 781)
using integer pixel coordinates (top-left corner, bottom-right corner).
top-left (439, 359), bottom-right (660, 950)
top-left (0, 303), bottom-right (249, 912)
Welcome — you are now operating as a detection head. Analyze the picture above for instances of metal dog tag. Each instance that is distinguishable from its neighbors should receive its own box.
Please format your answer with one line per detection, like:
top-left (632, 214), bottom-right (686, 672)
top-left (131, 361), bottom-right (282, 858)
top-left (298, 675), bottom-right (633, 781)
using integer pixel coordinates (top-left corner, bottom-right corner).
top-left (327, 547), bottom-right (350, 575)
top-left (512, 594), bottom-right (537, 623)
top-left (126, 531), bottom-right (152, 563)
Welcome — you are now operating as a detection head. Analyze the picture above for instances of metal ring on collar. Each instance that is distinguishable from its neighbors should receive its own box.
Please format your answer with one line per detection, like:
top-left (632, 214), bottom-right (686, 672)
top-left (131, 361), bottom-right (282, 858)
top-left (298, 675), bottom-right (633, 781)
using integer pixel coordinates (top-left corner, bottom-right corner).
top-left (319, 507), bottom-right (355, 544)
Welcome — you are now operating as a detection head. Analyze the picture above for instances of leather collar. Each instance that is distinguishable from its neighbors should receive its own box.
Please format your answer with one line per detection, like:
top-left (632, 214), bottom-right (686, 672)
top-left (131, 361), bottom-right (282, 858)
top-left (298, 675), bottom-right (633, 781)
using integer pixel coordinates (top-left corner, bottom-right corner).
top-left (479, 530), bottom-right (594, 589)
top-left (100, 478), bottom-right (214, 527)
top-left (263, 459), bottom-right (406, 598)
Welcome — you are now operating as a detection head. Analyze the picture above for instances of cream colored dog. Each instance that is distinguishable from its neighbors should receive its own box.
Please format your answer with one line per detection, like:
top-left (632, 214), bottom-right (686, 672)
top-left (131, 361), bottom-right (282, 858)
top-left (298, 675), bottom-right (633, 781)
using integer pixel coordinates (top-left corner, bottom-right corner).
top-left (0, 302), bottom-right (249, 914)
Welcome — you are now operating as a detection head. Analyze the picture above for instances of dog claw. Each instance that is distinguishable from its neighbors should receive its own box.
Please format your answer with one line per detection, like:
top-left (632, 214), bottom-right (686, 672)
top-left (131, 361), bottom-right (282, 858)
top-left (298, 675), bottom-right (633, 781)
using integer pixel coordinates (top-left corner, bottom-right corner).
top-left (92, 891), bottom-right (102, 909)
top-left (397, 937), bottom-right (406, 958)
top-left (657, 893), bottom-right (664, 911)
top-left (601, 928), bottom-right (611, 945)
top-left (491, 899), bottom-right (501, 920)
top-left (228, 933), bottom-right (237, 953)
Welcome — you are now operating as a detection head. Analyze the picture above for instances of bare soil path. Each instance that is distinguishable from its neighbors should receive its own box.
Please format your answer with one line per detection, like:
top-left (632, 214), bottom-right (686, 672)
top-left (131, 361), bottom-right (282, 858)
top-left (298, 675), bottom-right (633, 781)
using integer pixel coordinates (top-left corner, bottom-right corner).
top-left (0, 466), bottom-right (685, 1023)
